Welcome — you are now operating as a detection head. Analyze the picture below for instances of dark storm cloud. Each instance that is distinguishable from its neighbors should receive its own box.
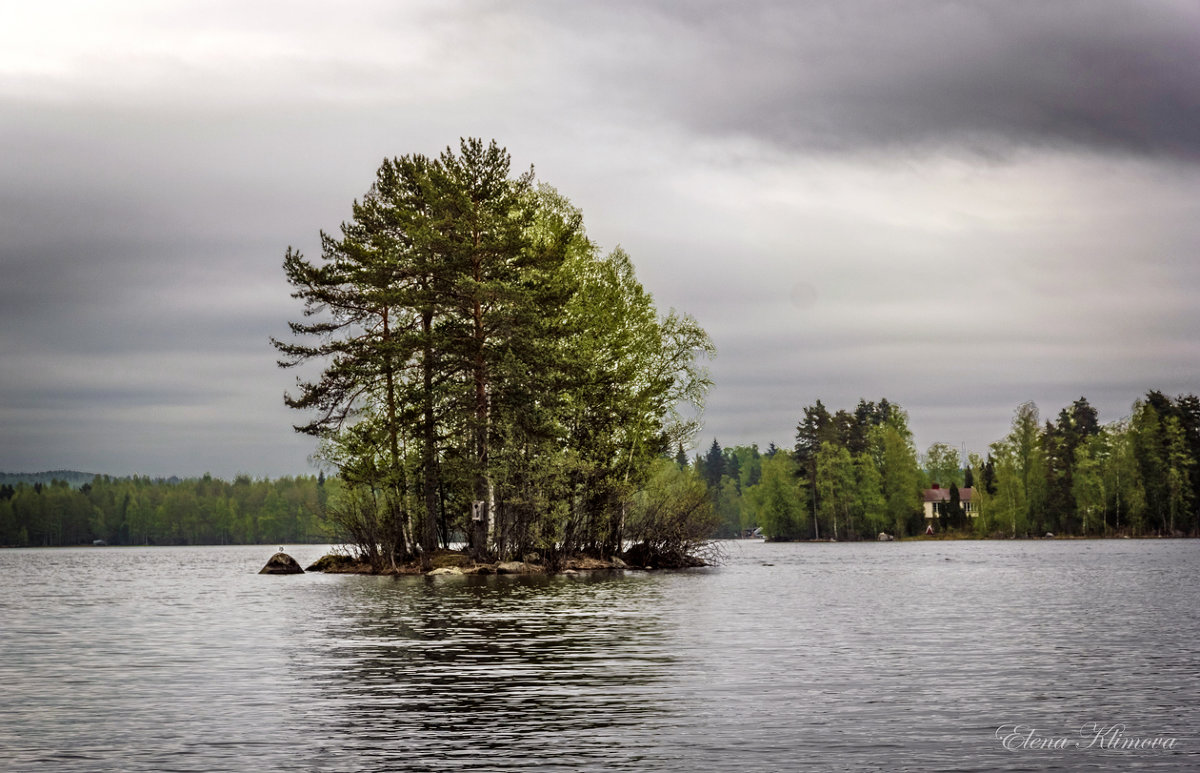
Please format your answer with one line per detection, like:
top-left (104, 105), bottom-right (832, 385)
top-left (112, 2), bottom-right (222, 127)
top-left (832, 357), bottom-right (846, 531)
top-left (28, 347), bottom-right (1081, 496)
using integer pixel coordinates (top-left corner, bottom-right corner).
top-left (1, 0), bottom-right (1197, 475)
top-left (527, 0), bottom-right (1200, 159)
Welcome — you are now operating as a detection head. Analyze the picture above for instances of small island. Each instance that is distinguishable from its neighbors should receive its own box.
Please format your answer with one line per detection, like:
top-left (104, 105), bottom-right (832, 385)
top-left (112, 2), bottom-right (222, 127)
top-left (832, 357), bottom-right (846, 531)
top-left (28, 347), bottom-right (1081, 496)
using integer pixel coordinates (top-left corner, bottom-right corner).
top-left (270, 139), bottom-right (719, 573)
top-left (302, 548), bottom-right (659, 576)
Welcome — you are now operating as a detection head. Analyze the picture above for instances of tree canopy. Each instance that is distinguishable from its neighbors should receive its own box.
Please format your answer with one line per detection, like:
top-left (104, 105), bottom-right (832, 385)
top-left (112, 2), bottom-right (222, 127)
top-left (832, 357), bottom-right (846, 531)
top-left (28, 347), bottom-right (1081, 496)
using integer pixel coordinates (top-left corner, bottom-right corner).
top-left (273, 139), bottom-right (715, 569)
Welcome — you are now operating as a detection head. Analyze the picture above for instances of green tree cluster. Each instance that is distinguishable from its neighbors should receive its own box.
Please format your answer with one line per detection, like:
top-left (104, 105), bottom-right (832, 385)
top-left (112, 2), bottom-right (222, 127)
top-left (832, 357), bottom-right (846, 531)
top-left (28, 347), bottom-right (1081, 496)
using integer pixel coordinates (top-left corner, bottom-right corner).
top-left (0, 474), bottom-right (328, 547)
top-left (969, 392), bottom-right (1198, 537)
top-left (923, 442), bottom-right (963, 488)
top-left (274, 139), bottom-right (714, 570)
top-left (694, 399), bottom-right (923, 541)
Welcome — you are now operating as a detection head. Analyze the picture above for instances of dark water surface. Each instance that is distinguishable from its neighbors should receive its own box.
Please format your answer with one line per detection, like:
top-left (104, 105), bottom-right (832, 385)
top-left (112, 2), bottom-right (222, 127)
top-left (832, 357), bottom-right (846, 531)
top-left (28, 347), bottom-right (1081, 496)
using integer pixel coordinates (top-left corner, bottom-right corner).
top-left (1, 540), bottom-right (1197, 771)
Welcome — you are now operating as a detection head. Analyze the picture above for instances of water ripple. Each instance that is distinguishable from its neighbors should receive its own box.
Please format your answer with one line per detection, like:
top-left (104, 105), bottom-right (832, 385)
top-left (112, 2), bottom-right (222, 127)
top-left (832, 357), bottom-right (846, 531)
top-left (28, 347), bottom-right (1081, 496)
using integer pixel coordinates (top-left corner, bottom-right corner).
top-left (1, 541), bottom-right (1198, 771)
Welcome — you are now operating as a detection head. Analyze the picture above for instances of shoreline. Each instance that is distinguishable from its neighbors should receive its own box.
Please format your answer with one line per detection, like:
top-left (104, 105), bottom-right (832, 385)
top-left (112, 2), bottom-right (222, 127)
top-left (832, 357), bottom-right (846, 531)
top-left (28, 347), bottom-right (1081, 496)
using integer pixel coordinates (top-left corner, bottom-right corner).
top-left (302, 548), bottom-right (704, 576)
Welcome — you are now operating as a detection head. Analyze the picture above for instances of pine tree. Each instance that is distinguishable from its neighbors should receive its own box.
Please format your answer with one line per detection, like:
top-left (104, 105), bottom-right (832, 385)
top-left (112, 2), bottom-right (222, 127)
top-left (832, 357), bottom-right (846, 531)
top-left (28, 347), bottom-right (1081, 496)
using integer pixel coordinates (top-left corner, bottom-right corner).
top-left (275, 139), bottom-right (714, 567)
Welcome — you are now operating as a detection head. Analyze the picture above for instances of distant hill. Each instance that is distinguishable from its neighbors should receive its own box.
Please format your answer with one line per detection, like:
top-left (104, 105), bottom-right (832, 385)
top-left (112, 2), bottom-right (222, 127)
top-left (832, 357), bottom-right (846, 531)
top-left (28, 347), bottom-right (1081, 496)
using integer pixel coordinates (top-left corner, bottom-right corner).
top-left (0, 470), bottom-right (100, 489)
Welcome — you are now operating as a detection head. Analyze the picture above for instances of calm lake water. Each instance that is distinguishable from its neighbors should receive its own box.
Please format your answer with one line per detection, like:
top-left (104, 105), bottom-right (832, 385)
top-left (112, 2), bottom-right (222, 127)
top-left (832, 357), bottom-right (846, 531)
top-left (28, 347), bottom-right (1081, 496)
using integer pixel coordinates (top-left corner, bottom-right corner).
top-left (1, 540), bottom-right (1197, 771)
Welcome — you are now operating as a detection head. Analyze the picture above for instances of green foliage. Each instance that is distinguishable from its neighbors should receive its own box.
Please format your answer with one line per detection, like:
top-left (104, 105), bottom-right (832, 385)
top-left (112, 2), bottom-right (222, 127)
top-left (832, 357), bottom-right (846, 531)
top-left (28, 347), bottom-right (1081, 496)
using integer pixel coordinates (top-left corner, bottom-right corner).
top-left (1072, 435), bottom-right (1107, 535)
top-left (699, 398), bottom-right (922, 541)
top-left (625, 459), bottom-right (719, 567)
top-left (816, 442), bottom-right (855, 540)
top-left (0, 474), bottom-right (327, 547)
top-left (944, 482), bottom-right (966, 530)
top-left (744, 452), bottom-right (807, 540)
top-left (873, 419), bottom-right (924, 537)
top-left (961, 392), bottom-right (1199, 538)
top-left (699, 439), bottom-right (725, 491)
top-left (275, 139), bottom-right (715, 566)
top-left (751, 391), bottom-right (1199, 541)
top-left (714, 476), bottom-right (743, 537)
top-left (726, 390), bottom-right (1200, 542)
top-left (986, 402), bottom-right (1047, 536)
top-left (852, 452), bottom-right (888, 536)
top-left (923, 442), bottom-right (962, 488)
top-left (730, 445), bottom-right (762, 489)
top-left (1040, 397), bottom-right (1101, 534)
top-left (1129, 396), bottom-right (1194, 534)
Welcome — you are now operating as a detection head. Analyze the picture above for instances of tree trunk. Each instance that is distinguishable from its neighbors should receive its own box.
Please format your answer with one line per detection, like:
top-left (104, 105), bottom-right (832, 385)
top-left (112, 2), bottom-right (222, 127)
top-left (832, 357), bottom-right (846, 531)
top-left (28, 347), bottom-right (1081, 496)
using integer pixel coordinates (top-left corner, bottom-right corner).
top-left (381, 306), bottom-right (410, 561)
top-left (420, 307), bottom-right (438, 571)
top-left (470, 295), bottom-right (491, 560)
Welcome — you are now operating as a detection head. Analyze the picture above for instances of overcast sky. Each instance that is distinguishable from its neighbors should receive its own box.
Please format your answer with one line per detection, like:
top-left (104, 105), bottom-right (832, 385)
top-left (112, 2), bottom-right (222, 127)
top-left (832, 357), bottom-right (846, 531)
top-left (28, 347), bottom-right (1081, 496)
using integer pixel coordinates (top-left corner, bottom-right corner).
top-left (2, 1), bottom-right (1198, 478)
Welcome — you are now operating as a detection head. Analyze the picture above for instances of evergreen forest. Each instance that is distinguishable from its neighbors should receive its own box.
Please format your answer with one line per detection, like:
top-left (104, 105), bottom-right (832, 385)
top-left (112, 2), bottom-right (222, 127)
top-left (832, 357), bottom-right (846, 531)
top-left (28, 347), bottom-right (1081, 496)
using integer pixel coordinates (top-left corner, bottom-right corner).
top-left (272, 139), bottom-right (716, 570)
top-left (702, 391), bottom-right (1200, 542)
top-left (4, 390), bottom-right (1196, 549)
top-left (0, 474), bottom-right (327, 547)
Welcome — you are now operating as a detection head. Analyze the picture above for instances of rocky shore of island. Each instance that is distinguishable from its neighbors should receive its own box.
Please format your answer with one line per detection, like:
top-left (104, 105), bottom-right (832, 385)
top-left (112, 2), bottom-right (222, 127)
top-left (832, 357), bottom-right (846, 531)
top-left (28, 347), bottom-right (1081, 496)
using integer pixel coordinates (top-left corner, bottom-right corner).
top-left (260, 547), bottom-right (707, 576)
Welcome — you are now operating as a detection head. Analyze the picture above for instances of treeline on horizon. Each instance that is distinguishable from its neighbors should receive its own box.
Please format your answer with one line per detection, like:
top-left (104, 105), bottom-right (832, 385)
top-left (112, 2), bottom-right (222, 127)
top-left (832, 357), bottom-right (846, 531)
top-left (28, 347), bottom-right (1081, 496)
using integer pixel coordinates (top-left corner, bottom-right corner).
top-left (0, 474), bottom-right (330, 547)
top-left (3, 390), bottom-right (1195, 548)
top-left (695, 390), bottom-right (1199, 541)
top-left (0, 470), bottom-right (99, 488)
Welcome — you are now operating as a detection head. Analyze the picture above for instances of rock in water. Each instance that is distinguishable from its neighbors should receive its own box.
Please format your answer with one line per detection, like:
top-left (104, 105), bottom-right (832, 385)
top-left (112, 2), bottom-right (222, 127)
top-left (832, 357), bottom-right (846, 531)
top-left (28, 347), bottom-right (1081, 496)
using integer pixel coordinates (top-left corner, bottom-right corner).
top-left (305, 553), bottom-right (357, 572)
top-left (260, 552), bottom-right (304, 574)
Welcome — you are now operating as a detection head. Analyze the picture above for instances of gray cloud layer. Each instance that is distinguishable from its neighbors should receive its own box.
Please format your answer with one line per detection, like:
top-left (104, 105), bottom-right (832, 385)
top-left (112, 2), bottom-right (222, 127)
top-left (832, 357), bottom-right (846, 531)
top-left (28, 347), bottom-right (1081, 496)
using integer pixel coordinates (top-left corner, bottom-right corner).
top-left (1, 1), bottom-right (1197, 476)
top-left (528, 0), bottom-right (1200, 158)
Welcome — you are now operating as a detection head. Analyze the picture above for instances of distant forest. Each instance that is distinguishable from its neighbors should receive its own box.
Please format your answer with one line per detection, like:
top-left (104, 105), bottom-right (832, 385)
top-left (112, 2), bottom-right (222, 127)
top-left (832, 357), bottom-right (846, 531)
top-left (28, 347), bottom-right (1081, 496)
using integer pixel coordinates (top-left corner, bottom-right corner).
top-left (699, 390), bottom-right (1200, 541)
top-left (4, 389), bottom-right (1196, 548)
top-left (0, 470), bottom-right (99, 489)
top-left (0, 474), bottom-right (328, 547)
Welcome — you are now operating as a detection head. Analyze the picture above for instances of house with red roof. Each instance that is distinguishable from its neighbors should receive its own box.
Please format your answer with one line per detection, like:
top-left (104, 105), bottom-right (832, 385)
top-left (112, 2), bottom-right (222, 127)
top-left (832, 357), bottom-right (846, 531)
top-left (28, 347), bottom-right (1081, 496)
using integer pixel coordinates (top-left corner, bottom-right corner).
top-left (922, 483), bottom-right (977, 522)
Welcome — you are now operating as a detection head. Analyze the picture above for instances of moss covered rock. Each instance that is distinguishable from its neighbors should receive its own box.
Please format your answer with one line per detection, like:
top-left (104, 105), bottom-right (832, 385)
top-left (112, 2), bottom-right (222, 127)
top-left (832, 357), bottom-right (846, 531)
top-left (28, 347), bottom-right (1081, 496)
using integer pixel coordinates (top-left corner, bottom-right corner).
top-left (259, 552), bottom-right (304, 575)
top-left (305, 553), bottom-right (363, 572)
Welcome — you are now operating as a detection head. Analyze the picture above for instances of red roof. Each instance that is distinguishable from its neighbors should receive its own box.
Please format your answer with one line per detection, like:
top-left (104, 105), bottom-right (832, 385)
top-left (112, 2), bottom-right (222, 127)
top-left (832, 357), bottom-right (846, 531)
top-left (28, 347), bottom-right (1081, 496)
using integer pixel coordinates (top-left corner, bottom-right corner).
top-left (923, 487), bottom-right (973, 503)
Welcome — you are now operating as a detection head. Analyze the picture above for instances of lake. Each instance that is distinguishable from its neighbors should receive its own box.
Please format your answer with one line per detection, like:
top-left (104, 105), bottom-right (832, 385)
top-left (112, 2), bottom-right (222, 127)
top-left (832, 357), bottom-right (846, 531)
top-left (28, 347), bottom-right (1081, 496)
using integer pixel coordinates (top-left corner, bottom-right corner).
top-left (1, 540), bottom-right (1196, 771)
